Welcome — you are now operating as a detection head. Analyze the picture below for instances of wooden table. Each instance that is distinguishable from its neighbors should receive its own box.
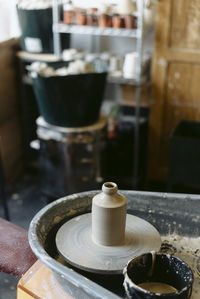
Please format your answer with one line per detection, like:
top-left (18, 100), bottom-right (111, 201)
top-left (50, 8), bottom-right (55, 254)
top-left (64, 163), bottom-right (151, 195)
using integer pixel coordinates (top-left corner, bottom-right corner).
top-left (17, 260), bottom-right (74, 299)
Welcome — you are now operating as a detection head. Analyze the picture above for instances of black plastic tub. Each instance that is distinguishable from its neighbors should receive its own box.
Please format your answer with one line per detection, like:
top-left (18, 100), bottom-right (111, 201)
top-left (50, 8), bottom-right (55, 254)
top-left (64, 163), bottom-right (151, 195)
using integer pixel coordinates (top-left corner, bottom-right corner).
top-left (17, 6), bottom-right (70, 53)
top-left (31, 62), bottom-right (107, 127)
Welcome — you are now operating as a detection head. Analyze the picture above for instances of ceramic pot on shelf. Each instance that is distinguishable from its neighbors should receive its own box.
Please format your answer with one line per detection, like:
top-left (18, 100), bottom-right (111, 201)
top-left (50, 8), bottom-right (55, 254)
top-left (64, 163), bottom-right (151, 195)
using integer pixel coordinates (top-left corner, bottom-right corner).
top-left (117, 0), bottom-right (136, 16)
top-left (112, 14), bottom-right (125, 28)
top-left (86, 8), bottom-right (99, 26)
top-left (99, 14), bottom-right (112, 28)
top-left (76, 9), bottom-right (87, 26)
top-left (124, 14), bottom-right (137, 29)
top-left (63, 1), bottom-right (75, 25)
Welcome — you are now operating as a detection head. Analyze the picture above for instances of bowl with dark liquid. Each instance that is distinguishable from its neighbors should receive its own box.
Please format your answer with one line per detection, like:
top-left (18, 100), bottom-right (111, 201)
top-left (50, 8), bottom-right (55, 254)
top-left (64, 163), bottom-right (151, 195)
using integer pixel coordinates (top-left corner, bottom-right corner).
top-left (123, 252), bottom-right (193, 299)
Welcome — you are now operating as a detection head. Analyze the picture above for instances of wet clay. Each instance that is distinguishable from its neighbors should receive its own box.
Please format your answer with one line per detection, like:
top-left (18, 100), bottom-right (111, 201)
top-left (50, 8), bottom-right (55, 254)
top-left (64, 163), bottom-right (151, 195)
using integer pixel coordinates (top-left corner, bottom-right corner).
top-left (92, 182), bottom-right (127, 246)
top-left (138, 282), bottom-right (177, 294)
top-left (56, 182), bottom-right (161, 274)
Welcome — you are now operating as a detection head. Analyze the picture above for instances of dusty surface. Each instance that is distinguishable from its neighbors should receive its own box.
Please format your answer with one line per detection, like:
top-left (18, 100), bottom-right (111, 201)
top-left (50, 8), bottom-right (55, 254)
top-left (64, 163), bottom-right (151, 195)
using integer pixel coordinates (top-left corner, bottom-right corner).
top-left (56, 213), bottom-right (161, 274)
top-left (161, 235), bottom-right (200, 299)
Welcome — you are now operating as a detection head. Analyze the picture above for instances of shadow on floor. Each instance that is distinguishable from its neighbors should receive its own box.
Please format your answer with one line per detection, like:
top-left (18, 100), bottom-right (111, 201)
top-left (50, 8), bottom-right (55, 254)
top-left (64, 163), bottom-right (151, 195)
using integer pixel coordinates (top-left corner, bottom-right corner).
top-left (0, 168), bottom-right (49, 299)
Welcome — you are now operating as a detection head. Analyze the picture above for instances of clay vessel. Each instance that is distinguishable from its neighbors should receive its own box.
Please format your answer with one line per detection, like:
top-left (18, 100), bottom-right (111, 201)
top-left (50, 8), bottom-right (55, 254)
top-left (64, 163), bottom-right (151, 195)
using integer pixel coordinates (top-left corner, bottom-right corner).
top-left (77, 11), bottom-right (87, 26)
top-left (63, 2), bottom-right (74, 25)
top-left (112, 15), bottom-right (125, 28)
top-left (124, 14), bottom-right (137, 29)
top-left (87, 8), bottom-right (98, 26)
top-left (92, 182), bottom-right (126, 246)
top-left (99, 14), bottom-right (112, 28)
top-left (63, 11), bottom-right (74, 24)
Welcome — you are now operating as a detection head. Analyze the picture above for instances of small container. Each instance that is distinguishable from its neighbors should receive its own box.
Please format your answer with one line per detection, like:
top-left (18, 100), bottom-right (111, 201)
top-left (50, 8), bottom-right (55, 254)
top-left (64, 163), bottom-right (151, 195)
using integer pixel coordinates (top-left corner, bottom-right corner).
top-left (123, 252), bottom-right (193, 299)
top-left (123, 52), bottom-right (138, 79)
top-left (112, 15), bottom-right (125, 28)
top-left (124, 14), bottom-right (137, 29)
top-left (99, 14), bottom-right (112, 28)
top-left (63, 2), bottom-right (74, 25)
top-left (87, 8), bottom-right (99, 26)
top-left (76, 10), bottom-right (87, 26)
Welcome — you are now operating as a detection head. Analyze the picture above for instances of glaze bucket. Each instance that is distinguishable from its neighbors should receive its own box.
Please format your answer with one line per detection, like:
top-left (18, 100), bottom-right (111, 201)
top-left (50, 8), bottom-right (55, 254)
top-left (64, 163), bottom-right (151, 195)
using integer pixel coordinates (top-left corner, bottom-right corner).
top-left (31, 61), bottom-right (107, 127)
top-left (123, 252), bottom-right (193, 299)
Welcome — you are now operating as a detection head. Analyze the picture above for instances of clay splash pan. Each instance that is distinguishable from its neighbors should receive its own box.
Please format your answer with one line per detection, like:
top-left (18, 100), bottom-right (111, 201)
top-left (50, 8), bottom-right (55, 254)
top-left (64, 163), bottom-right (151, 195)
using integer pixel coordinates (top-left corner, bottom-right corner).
top-left (29, 190), bottom-right (200, 298)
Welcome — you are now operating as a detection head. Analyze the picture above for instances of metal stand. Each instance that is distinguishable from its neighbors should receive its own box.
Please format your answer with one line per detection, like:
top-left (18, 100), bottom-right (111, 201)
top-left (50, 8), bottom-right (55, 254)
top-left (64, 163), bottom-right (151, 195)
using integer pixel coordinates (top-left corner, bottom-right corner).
top-left (52, 0), bottom-right (145, 189)
top-left (133, 1), bottom-right (144, 188)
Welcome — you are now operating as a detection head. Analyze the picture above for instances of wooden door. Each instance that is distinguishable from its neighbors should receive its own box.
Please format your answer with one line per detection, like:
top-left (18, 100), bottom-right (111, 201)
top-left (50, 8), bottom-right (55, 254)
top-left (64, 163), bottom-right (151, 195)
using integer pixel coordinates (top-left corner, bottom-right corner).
top-left (147, 0), bottom-right (200, 182)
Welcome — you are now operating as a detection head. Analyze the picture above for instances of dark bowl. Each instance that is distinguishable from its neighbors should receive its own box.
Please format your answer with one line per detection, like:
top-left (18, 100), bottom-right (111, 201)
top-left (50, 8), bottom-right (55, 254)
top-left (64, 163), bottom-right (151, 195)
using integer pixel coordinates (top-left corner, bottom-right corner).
top-left (123, 252), bottom-right (193, 299)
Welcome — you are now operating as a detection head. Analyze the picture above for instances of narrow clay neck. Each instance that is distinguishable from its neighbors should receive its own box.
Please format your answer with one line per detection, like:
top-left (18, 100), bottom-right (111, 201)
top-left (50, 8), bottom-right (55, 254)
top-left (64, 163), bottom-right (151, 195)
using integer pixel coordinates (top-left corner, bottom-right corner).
top-left (102, 182), bottom-right (118, 195)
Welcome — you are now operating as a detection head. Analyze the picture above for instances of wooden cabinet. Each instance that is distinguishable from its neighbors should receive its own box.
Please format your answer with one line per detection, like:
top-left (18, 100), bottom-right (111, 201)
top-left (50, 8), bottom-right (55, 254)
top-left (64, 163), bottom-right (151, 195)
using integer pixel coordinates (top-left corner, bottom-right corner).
top-left (147, 0), bottom-right (200, 182)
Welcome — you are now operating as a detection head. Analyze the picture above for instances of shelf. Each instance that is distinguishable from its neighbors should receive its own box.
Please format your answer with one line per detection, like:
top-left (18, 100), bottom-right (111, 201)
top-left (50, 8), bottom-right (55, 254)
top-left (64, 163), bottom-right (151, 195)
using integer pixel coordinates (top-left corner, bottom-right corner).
top-left (108, 76), bottom-right (138, 85)
top-left (53, 23), bottom-right (140, 38)
top-left (107, 75), bottom-right (147, 86)
top-left (17, 51), bottom-right (57, 62)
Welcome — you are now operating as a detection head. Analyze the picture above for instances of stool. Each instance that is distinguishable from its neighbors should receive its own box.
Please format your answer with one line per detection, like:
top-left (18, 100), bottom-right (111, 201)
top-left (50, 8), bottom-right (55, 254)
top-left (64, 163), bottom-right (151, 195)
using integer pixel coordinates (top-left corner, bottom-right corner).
top-left (168, 120), bottom-right (200, 191)
top-left (0, 218), bottom-right (37, 276)
top-left (36, 116), bottom-right (107, 197)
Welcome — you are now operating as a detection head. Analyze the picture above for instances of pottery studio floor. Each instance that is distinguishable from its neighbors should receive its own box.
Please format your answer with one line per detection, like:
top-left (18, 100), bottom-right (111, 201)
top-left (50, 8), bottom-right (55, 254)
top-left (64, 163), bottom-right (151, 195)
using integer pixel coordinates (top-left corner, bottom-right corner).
top-left (0, 168), bottom-right (48, 299)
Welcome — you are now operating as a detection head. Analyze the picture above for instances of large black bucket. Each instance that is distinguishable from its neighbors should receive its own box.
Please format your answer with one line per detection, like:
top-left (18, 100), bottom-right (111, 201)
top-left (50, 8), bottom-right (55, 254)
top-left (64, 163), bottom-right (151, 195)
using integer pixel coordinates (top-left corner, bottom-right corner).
top-left (17, 7), bottom-right (70, 53)
top-left (31, 63), bottom-right (107, 127)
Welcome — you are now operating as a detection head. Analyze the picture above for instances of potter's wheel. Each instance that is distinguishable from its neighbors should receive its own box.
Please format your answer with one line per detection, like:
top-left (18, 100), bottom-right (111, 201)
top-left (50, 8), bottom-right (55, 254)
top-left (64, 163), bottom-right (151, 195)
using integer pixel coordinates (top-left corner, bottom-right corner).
top-left (56, 213), bottom-right (161, 274)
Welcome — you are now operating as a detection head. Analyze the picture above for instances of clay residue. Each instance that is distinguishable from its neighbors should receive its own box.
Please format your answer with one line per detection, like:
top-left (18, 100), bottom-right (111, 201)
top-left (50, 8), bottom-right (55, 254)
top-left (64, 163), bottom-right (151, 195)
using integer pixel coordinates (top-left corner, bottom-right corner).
top-left (66, 209), bottom-right (77, 217)
top-left (161, 235), bottom-right (200, 299)
top-left (53, 216), bottom-right (62, 224)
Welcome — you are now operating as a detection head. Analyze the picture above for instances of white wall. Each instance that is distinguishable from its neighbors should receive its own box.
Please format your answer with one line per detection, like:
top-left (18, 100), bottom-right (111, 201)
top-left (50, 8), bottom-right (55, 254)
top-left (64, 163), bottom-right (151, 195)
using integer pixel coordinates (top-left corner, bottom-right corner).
top-left (0, 0), bottom-right (20, 42)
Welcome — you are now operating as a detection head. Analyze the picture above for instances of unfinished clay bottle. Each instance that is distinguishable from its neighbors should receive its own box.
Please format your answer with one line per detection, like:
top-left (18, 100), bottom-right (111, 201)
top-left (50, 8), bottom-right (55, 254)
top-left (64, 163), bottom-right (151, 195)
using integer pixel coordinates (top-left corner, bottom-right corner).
top-left (92, 182), bottom-right (127, 246)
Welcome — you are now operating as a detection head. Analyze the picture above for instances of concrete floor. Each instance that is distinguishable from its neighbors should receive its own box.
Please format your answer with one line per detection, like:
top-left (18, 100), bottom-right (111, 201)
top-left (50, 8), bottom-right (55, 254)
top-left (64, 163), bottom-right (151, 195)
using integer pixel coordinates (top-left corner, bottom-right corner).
top-left (0, 169), bottom-right (48, 299)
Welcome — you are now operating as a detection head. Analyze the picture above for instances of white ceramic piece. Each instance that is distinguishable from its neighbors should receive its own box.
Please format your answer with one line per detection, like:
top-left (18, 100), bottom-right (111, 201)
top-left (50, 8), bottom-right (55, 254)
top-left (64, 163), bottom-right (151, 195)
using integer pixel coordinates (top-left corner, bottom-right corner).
top-left (144, 0), bottom-right (157, 27)
top-left (123, 52), bottom-right (138, 79)
top-left (117, 0), bottom-right (136, 15)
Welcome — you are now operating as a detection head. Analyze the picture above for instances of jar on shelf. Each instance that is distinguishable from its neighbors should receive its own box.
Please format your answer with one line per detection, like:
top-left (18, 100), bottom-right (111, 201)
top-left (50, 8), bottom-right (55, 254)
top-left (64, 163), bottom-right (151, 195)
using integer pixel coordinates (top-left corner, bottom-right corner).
top-left (112, 14), bottom-right (125, 28)
top-left (98, 3), bottom-right (113, 28)
top-left (76, 9), bottom-right (87, 26)
top-left (63, 0), bottom-right (75, 24)
top-left (99, 13), bottom-right (112, 28)
top-left (124, 14), bottom-right (137, 29)
top-left (86, 8), bottom-right (99, 26)
top-left (117, 0), bottom-right (136, 15)
top-left (117, 0), bottom-right (137, 29)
